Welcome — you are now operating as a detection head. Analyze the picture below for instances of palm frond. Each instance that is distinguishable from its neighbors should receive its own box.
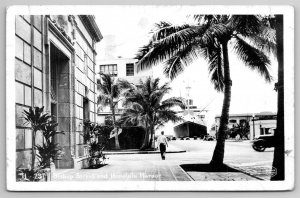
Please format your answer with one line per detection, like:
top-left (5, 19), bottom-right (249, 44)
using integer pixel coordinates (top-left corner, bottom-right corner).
top-left (111, 84), bottom-right (120, 99)
top-left (248, 26), bottom-right (277, 56)
top-left (207, 48), bottom-right (224, 92)
top-left (117, 79), bottom-right (135, 90)
top-left (134, 42), bottom-right (153, 60)
top-left (23, 107), bottom-right (51, 131)
top-left (118, 103), bottom-right (146, 126)
top-left (159, 97), bottom-right (186, 109)
top-left (97, 74), bottom-right (112, 95)
top-left (194, 15), bottom-right (230, 25)
top-left (233, 36), bottom-right (272, 82)
top-left (136, 25), bottom-right (204, 71)
top-left (229, 15), bottom-right (262, 36)
top-left (156, 109), bottom-right (183, 126)
top-left (200, 23), bottom-right (230, 45)
top-left (151, 22), bottom-right (194, 41)
top-left (163, 44), bottom-right (201, 80)
top-left (97, 94), bottom-right (110, 106)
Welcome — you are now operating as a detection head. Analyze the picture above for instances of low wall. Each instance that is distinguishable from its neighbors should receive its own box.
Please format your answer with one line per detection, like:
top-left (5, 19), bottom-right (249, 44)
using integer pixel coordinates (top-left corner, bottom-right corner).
top-left (98, 126), bottom-right (146, 150)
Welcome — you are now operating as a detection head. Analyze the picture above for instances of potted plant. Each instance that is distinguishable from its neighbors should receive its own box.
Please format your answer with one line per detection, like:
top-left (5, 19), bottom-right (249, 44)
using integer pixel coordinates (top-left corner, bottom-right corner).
top-left (17, 107), bottom-right (64, 182)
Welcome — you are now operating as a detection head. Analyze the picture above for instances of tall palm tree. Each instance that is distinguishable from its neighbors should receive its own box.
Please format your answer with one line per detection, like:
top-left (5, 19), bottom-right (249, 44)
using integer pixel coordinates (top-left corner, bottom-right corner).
top-left (271, 15), bottom-right (284, 181)
top-left (119, 77), bottom-right (185, 150)
top-left (252, 15), bottom-right (284, 180)
top-left (136, 15), bottom-right (274, 166)
top-left (97, 73), bottom-right (132, 150)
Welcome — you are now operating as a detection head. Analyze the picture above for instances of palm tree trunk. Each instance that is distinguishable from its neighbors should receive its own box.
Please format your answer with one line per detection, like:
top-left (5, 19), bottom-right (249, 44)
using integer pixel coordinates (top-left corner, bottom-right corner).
top-left (148, 124), bottom-right (155, 150)
top-left (271, 15), bottom-right (284, 180)
top-left (210, 42), bottom-right (232, 166)
top-left (111, 103), bottom-right (120, 150)
top-left (31, 131), bottom-right (36, 170)
top-left (140, 119), bottom-right (150, 150)
top-left (141, 129), bottom-right (150, 150)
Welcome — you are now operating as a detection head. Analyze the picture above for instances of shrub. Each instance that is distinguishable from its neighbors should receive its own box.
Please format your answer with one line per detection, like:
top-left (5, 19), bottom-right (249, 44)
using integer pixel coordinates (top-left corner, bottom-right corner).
top-left (17, 107), bottom-right (64, 181)
top-left (83, 121), bottom-right (109, 168)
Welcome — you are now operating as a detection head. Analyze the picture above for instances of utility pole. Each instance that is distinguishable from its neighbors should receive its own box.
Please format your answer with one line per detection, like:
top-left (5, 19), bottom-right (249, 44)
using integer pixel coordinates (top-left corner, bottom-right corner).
top-left (252, 113), bottom-right (255, 139)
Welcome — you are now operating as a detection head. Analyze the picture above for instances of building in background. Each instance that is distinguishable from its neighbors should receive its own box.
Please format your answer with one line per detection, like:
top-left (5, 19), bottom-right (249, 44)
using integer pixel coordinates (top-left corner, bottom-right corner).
top-left (15, 15), bottom-right (102, 169)
top-left (250, 112), bottom-right (277, 140)
top-left (214, 113), bottom-right (252, 139)
top-left (173, 98), bottom-right (208, 138)
top-left (96, 57), bottom-right (153, 124)
top-left (213, 112), bottom-right (276, 140)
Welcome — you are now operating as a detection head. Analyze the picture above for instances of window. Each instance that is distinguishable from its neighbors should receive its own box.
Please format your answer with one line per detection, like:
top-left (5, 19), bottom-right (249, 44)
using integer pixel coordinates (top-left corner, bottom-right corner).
top-left (260, 127), bottom-right (274, 135)
top-left (104, 115), bottom-right (113, 126)
top-left (187, 99), bottom-right (193, 106)
top-left (268, 128), bottom-right (275, 135)
top-left (126, 63), bottom-right (134, 76)
top-left (264, 128), bottom-right (270, 135)
top-left (83, 98), bottom-right (89, 121)
top-left (229, 119), bottom-right (237, 123)
top-left (100, 64), bottom-right (117, 76)
top-left (260, 128), bottom-right (264, 135)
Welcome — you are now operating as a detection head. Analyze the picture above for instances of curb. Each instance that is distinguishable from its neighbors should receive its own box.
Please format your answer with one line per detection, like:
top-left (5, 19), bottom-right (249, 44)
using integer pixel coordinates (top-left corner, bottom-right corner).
top-left (103, 150), bottom-right (186, 155)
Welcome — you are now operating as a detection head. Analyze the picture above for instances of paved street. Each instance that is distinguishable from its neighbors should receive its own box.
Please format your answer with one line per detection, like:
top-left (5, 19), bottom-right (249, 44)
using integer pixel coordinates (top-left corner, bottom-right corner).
top-left (53, 140), bottom-right (274, 181)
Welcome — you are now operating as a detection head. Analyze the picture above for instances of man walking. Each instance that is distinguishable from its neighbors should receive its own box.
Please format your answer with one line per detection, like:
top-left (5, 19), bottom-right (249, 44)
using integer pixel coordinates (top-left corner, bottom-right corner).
top-left (157, 131), bottom-right (168, 160)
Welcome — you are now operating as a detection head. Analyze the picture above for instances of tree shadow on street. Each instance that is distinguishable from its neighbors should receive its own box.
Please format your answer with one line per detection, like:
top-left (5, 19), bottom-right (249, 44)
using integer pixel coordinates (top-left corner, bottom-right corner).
top-left (180, 163), bottom-right (239, 172)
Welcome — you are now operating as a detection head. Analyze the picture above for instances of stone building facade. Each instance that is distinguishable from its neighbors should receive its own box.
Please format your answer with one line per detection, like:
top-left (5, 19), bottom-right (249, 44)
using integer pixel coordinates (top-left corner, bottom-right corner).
top-left (15, 15), bottom-right (102, 169)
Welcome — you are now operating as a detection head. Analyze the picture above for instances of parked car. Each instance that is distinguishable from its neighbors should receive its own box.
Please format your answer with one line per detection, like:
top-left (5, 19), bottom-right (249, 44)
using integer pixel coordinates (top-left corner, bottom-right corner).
top-left (185, 137), bottom-right (190, 140)
top-left (193, 136), bottom-right (197, 140)
top-left (172, 137), bottom-right (177, 141)
top-left (179, 136), bottom-right (184, 140)
top-left (203, 135), bottom-right (215, 141)
top-left (252, 135), bottom-right (275, 152)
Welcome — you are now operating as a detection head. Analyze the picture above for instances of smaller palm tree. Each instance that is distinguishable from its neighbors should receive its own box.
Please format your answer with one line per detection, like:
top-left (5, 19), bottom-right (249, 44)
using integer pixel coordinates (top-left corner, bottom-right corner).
top-left (23, 107), bottom-right (64, 170)
top-left (97, 73), bottom-right (132, 150)
top-left (23, 107), bottom-right (51, 169)
top-left (35, 119), bottom-right (64, 169)
top-left (119, 77), bottom-right (185, 150)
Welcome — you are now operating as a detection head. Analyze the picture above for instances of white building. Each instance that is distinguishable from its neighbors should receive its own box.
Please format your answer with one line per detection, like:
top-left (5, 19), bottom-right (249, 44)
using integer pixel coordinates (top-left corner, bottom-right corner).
top-left (158, 98), bottom-right (208, 137)
top-left (96, 57), bottom-right (153, 124)
top-left (213, 112), bottom-right (277, 140)
top-left (250, 112), bottom-right (277, 140)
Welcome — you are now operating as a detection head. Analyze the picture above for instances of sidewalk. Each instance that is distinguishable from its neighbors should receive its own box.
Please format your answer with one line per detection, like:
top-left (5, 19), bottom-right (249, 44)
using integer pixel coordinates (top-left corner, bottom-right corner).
top-left (103, 144), bottom-right (186, 155)
top-left (52, 158), bottom-right (191, 181)
top-left (180, 164), bottom-right (261, 181)
top-left (226, 161), bottom-right (273, 180)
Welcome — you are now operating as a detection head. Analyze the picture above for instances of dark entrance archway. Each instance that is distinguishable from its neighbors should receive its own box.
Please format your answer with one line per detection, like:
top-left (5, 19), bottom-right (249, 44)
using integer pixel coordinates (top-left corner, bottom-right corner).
top-left (50, 43), bottom-right (74, 168)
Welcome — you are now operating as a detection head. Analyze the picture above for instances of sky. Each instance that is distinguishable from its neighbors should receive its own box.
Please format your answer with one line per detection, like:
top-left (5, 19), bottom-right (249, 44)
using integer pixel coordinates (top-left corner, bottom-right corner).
top-left (94, 6), bottom-right (278, 130)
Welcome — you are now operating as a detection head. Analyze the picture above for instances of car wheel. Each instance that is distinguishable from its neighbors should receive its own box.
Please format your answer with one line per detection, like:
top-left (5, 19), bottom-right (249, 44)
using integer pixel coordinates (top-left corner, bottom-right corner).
top-left (252, 144), bottom-right (266, 152)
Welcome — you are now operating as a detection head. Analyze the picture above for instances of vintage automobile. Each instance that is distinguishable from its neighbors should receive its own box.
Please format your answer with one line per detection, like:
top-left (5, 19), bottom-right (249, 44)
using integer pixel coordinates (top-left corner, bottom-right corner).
top-left (203, 135), bottom-right (215, 141)
top-left (252, 134), bottom-right (276, 152)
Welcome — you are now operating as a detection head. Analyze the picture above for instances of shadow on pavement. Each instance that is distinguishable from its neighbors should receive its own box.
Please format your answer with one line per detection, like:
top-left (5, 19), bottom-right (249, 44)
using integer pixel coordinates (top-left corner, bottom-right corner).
top-left (82, 164), bottom-right (107, 169)
top-left (180, 163), bottom-right (240, 172)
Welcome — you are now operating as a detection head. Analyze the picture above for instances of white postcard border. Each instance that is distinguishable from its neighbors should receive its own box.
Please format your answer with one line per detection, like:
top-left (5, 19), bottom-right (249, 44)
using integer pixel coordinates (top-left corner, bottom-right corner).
top-left (6, 5), bottom-right (294, 191)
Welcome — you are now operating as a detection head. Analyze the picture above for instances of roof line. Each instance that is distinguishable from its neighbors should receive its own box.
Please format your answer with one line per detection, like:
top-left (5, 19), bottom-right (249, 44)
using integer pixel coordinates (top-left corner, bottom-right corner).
top-left (79, 15), bottom-right (103, 42)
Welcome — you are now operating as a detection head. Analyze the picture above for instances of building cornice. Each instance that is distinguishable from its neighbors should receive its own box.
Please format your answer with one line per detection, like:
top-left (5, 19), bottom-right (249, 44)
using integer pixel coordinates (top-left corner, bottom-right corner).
top-left (79, 15), bottom-right (103, 42)
top-left (47, 16), bottom-right (75, 53)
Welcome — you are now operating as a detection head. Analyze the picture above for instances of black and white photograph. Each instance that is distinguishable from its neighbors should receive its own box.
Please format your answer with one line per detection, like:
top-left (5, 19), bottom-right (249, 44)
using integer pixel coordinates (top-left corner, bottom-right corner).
top-left (6, 5), bottom-right (294, 191)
